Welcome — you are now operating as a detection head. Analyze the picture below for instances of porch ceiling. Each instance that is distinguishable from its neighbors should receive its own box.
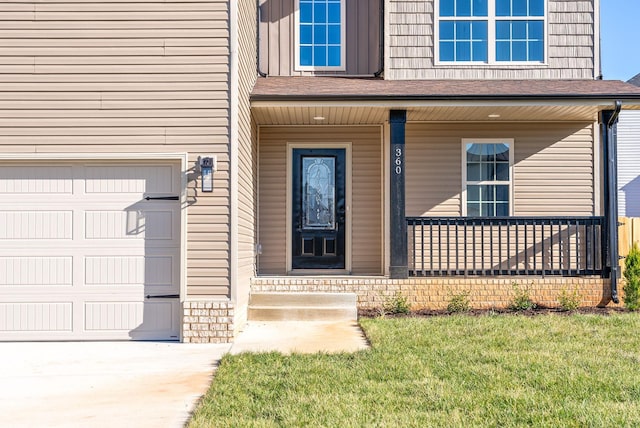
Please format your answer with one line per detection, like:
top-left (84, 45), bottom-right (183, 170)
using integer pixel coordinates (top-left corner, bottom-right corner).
top-left (251, 104), bottom-right (604, 125)
top-left (251, 77), bottom-right (640, 126)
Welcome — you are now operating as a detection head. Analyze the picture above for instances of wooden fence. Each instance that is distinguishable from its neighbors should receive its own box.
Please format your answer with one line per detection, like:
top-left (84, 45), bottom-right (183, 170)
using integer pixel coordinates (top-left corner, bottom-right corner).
top-left (619, 217), bottom-right (640, 274)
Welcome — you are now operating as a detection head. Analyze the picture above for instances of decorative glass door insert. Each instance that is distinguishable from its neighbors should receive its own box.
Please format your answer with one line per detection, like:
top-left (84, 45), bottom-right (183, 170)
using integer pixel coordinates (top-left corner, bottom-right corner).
top-left (303, 157), bottom-right (335, 229)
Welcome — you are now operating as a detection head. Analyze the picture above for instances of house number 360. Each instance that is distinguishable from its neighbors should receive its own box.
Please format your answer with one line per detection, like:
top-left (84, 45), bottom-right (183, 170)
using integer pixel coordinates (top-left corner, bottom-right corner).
top-left (394, 147), bottom-right (403, 175)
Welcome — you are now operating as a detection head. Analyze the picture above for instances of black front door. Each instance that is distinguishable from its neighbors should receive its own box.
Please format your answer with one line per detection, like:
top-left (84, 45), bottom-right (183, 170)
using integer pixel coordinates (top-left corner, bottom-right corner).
top-left (292, 148), bottom-right (346, 269)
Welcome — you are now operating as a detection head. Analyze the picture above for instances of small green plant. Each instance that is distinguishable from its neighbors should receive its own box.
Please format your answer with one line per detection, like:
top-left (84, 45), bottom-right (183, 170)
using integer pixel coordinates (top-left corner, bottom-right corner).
top-left (380, 291), bottom-right (411, 315)
top-left (509, 281), bottom-right (537, 311)
top-left (623, 243), bottom-right (640, 311)
top-left (447, 290), bottom-right (471, 313)
top-left (558, 286), bottom-right (581, 311)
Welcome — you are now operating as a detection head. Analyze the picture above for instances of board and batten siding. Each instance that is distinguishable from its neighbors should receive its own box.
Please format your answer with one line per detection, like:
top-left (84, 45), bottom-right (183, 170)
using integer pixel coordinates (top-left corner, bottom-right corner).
top-left (258, 126), bottom-right (383, 274)
top-left (618, 111), bottom-right (640, 217)
top-left (0, 1), bottom-right (232, 298)
top-left (406, 122), bottom-right (595, 216)
top-left (388, 0), bottom-right (596, 80)
top-left (258, 0), bottom-right (381, 76)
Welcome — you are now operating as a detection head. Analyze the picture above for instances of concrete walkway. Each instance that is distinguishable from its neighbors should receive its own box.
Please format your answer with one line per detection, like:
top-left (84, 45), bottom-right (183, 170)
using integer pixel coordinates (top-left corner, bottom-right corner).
top-left (0, 342), bottom-right (230, 428)
top-left (231, 321), bottom-right (370, 355)
top-left (0, 321), bottom-right (368, 427)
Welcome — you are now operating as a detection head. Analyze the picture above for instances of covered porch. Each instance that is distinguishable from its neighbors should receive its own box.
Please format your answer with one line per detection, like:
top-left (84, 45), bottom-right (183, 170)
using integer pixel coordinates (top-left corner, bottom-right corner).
top-left (250, 77), bottom-right (640, 308)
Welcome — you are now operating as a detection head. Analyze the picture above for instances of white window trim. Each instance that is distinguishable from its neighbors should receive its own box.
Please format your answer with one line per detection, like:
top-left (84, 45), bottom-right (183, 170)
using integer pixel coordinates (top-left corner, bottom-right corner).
top-left (461, 139), bottom-right (514, 216)
top-left (294, 0), bottom-right (346, 71)
top-left (434, 0), bottom-right (548, 66)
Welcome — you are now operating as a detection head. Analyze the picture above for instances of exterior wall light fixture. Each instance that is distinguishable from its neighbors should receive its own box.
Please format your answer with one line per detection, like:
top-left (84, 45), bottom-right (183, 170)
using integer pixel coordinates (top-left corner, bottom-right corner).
top-left (198, 156), bottom-right (216, 192)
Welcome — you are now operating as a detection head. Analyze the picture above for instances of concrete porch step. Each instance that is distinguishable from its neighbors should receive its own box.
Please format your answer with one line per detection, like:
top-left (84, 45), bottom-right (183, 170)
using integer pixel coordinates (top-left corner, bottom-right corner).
top-left (248, 292), bottom-right (358, 322)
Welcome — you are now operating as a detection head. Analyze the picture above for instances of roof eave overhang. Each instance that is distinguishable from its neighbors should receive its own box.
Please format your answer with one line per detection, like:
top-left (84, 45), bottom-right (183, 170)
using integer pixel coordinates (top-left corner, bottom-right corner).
top-left (251, 95), bottom-right (640, 109)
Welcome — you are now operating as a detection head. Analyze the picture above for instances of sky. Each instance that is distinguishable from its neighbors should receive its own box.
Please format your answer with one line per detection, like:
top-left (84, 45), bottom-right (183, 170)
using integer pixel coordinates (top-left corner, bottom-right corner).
top-left (600, 0), bottom-right (640, 81)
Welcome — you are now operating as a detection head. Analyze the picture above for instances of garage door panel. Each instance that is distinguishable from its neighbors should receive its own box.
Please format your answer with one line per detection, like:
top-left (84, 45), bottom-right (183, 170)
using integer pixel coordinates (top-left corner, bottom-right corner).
top-left (85, 301), bottom-right (179, 340)
top-left (0, 162), bottom-right (181, 341)
top-left (0, 210), bottom-right (72, 239)
top-left (85, 165), bottom-right (176, 194)
top-left (84, 301), bottom-right (144, 331)
top-left (0, 302), bottom-right (73, 332)
top-left (0, 165), bottom-right (73, 194)
top-left (84, 255), bottom-right (174, 287)
top-left (0, 256), bottom-right (73, 286)
top-left (84, 209), bottom-right (176, 241)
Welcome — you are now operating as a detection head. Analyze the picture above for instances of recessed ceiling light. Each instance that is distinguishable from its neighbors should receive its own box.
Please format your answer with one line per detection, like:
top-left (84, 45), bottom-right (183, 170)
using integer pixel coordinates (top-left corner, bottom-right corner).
top-left (313, 116), bottom-right (326, 121)
top-left (488, 114), bottom-right (501, 118)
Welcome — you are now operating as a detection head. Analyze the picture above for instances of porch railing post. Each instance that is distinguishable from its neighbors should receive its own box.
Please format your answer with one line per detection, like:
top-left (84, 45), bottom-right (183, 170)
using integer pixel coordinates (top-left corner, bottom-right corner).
top-left (601, 105), bottom-right (621, 304)
top-left (389, 110), bottom-right (408, 278)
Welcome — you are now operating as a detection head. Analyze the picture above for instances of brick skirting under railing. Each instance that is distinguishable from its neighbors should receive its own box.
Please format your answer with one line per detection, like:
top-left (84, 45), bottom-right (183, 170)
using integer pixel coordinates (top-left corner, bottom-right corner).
top-left (251, 276), bottom-right (620, 310)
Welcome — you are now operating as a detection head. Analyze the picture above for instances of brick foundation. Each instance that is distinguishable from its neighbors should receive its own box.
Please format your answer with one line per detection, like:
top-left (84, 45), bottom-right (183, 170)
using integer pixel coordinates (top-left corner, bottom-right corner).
top-left (251, 276), bottom-right (621, 310)
top-left (182, 300), bottom-right (235, 343)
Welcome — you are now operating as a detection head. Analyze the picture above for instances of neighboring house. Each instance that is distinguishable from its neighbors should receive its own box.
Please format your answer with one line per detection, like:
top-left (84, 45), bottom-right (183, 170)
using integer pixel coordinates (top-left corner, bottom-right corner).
top-left (2, 0), bottom-right (640, 343)
top-left (618, 72), bottom-right (640, 216)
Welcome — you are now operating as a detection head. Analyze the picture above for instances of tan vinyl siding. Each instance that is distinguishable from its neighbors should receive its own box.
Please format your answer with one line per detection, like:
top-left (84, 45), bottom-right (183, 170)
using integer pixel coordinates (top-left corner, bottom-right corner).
top-left (405, 122), bottom-right (595, 216)
top-left (0, 1), bottom-right (231, 298)
top-left (236, 0), bottom-right (258, 312)
top-left (388, 0), bottom-right (596, 80)
top-left (618, 111), bottom-right (640, 217)
top-left (258, 0), bottom-right (380, 76)
top-left (258, 126), bottom-right (383, 275)
top-left (406, 124), bottom-right (462, 216)
top-left (257, 132), bottom-right (288, 273)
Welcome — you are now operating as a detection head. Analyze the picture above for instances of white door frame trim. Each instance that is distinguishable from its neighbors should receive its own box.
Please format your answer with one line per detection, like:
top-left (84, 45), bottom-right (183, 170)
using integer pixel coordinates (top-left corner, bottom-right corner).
top-left (286, 143), bottom-right (352, 273)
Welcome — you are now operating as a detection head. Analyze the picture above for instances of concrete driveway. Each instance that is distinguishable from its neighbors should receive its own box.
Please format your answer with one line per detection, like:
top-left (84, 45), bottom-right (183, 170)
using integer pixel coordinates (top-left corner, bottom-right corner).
top-left (0, 341), bottom-right (230, 428)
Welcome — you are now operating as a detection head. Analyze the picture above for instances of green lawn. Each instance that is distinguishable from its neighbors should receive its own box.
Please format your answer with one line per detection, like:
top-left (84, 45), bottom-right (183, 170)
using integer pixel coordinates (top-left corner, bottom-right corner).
top-left (189, 314), bottom-right (640, 427)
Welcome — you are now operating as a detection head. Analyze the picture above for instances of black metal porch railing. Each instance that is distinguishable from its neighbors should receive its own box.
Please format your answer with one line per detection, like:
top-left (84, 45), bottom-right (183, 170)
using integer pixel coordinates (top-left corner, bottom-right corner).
top-left (407, 217), bottom-right (605, 277)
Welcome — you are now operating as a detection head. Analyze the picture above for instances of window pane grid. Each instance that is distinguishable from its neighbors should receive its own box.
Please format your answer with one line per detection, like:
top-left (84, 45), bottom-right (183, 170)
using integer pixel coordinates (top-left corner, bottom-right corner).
top-left (465, 143), bottom-right (511, 217)
top-left (496, 20), bottom-right (544, 61)
top-left (440, 0), bottom-right (488, 17)
top-left (496, 0), bottom-right (544, 17)
top-left (298, 0), bottom-right (342, 68)
top-left (438, 0), bottom-right (544, 63)
top-left (439, 20), bottom-right (487, 61)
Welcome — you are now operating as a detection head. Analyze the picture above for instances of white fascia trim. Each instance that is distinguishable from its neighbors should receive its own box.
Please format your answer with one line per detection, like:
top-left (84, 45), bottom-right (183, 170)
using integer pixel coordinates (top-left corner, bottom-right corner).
top-left (229, 0), bottom-right (240, 303)
top-left (252, 99), bottom-right (622, 108)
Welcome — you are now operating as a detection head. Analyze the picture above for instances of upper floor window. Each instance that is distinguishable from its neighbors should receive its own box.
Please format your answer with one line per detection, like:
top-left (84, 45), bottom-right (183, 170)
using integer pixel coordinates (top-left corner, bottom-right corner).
top-left (295, 0), bottom-right (345, 71)
top-left (437, 0), bottom-right (545, 64)
top-left (463, 140), bottom-right (513, 216)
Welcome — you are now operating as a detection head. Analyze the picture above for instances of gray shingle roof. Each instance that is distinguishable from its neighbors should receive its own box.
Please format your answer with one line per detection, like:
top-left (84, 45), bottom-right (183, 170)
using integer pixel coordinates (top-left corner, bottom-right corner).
top-left (252, 77), bottom-right (640, 101)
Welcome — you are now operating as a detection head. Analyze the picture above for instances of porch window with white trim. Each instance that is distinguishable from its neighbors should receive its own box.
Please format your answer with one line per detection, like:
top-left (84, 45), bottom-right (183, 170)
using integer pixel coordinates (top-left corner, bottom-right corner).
top-left (437, 0), bottom-right (545, 64)
top-left (464, 141), bottom-right (512, 216)
top-left (296, 0), bottom-right (345, 70)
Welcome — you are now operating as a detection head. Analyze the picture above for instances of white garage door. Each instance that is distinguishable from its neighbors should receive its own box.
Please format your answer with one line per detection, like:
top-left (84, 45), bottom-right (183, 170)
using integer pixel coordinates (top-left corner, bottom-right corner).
top-left (0, 162), bottom-right (182, 341)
